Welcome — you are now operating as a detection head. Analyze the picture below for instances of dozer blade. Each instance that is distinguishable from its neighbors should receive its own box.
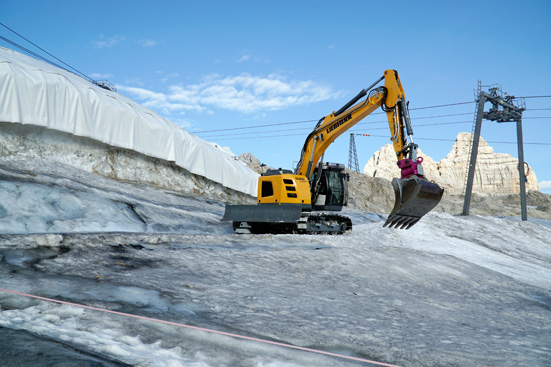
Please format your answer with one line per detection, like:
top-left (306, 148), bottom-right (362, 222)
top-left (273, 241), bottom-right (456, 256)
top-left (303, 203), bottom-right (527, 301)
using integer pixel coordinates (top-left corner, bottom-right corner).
top-left (384, 176), bottom-right (444, 229)
top-left (222, 204), bottom-right (303, 223)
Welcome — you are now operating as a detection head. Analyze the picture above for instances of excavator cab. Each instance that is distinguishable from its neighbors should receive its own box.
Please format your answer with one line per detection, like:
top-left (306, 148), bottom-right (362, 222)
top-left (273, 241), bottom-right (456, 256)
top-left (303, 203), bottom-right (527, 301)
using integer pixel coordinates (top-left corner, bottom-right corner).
top-left (311, 163), bottom-right (348, 211)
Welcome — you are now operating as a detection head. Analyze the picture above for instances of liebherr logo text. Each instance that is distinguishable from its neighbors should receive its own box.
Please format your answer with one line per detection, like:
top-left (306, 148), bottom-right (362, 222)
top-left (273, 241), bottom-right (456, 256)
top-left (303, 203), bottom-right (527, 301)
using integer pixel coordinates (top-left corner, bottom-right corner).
top-left (326, 113), bottom-right (352, 134)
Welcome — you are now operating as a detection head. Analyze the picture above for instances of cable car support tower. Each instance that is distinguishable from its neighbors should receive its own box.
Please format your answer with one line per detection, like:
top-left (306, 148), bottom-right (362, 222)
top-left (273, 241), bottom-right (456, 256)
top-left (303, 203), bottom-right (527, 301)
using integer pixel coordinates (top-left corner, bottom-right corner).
top-left (462, 81), bottom-right (527, 220)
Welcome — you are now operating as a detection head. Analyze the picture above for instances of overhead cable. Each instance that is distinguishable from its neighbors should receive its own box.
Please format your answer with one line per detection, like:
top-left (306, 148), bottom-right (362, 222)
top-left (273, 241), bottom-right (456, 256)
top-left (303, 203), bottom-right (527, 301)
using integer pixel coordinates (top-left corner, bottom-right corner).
top-left (194, 98), bottom-right (548, 135)
top-left (193, 108), bottom-right (476, 135)
top-left (192, 119), bottom-right (317, 134)
top-left (0, 22), bottom-right (94, 83)
top-left (204, 130), bottom-right (551, 145)
top-left (198, 120), bottom-right (477, 139)
top-left (197, 114), bottom-right (549, 138)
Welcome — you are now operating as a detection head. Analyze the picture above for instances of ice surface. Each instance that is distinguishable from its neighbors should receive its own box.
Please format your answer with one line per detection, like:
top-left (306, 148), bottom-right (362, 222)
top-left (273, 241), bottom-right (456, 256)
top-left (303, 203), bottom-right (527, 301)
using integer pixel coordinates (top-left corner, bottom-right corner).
top-left (0, 156), bottom-right (229, 235)
top-left (4, 43), bottom-right (548, 366)
top-left (0, 157), bottom-right (550, 366)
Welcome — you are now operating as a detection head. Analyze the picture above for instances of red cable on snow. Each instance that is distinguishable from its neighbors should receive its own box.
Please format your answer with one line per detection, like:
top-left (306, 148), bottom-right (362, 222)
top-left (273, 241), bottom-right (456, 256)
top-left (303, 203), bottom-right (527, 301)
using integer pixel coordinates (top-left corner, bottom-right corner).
top-left (0, 287), bottom-right (402, 367)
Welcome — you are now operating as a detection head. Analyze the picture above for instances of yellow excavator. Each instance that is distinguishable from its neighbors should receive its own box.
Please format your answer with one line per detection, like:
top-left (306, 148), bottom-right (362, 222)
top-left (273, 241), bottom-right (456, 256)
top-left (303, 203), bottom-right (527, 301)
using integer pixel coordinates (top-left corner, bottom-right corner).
top-left (223, 70), bottom-right (444, 234)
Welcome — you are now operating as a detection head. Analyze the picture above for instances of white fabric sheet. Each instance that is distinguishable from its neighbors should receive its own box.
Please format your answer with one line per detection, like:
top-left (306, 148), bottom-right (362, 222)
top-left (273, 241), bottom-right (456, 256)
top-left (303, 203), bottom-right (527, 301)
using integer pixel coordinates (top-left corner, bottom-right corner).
top-left (0, 47), bottom-right (258, 196)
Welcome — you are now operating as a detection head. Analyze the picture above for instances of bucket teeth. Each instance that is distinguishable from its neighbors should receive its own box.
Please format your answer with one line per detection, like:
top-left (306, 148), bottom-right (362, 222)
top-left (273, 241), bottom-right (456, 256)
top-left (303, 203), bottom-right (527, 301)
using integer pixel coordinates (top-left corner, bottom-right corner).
top-left (385, 215), bottom-right (406, 229)
top-left (384, 215), bottom-right (420, 229)
top-left (404, 218), bottom-right (421, 230)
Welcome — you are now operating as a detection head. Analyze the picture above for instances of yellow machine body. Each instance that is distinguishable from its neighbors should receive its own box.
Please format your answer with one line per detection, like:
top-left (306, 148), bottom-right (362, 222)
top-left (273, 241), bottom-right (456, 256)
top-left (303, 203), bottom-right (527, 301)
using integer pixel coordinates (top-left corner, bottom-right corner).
top-left (257, 174), bottom-right (311, 206)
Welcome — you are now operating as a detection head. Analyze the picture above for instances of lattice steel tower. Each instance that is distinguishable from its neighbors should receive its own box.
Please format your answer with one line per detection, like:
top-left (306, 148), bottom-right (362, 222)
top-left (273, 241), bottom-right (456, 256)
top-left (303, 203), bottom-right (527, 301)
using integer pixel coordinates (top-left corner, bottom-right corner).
top-left (348, 133), bottom-right (360, 173)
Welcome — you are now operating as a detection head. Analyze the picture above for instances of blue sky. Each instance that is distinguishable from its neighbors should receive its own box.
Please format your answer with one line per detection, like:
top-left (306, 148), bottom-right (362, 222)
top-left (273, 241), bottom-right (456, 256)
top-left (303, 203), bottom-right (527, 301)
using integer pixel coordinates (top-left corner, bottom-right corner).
top-left (3, 0), bottom-right (551, 193)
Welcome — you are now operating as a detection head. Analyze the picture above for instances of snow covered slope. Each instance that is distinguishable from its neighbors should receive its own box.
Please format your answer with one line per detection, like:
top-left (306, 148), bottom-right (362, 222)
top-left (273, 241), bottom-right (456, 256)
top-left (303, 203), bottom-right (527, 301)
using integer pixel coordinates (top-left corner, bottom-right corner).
top-left (1, 156), bottom-right (550, 367)
top-left (0, 47), bottom-right (258, 196)
top-left (1, 47), bottom-right (550, 367)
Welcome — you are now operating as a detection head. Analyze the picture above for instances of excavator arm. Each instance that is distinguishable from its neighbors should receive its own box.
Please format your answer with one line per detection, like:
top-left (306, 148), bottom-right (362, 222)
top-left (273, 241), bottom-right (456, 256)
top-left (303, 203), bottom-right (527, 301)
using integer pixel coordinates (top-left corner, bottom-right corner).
top-left (295, 69), bottom-right (443, 229)
top-left (296, 70), bottom-right (414, 179)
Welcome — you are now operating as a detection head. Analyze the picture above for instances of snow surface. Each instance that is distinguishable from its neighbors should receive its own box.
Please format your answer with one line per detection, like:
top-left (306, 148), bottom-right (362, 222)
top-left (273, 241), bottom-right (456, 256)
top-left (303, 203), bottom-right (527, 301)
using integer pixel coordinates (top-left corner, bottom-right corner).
top-left (0, 46), bottom-right (258, 196)
top-left (1, 156), bottom-right (551, 367)
top-left (2, 42), bottom-right (550, 367)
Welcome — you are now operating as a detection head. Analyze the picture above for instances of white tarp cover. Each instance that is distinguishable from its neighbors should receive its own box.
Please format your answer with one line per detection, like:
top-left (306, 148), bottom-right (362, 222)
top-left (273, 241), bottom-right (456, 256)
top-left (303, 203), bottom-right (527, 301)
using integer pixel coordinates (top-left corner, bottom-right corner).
top-left (0, 47), bottom-right (258, 196)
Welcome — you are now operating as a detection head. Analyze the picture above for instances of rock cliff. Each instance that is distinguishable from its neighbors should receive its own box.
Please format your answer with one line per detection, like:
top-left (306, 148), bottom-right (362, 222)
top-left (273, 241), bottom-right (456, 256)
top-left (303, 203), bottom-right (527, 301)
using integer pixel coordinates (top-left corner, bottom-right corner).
top-left (364, 132), bottom-right (539, 195)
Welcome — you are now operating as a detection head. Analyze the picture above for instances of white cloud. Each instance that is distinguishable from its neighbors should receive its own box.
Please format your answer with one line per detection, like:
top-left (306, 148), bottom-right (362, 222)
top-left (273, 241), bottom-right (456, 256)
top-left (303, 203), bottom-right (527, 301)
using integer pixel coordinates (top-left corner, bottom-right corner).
top-left (124, 77), bottom-right (144, 86)
top-left (539, 180), bottom-right (551, 193)
top-left (93, 35), bottom-right (125, 49)
top-left (118, 73), bottom-right (340, 116)
top-left (237, 54), bottom-right (251, 62)
top-left (117, 85), bottom-right (205, 116)
top-left (170, 117), bottom-right (192, 129)
top-left (89, 73), bottom-right (113, 80)
top-left (139, 39), bottom-right (158, 47)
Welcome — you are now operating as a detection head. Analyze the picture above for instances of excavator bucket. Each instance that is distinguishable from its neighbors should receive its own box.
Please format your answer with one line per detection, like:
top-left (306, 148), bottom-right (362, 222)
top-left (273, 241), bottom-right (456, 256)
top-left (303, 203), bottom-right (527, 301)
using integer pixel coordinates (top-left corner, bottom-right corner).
top-left (384, 176), bottom-right (444, 229)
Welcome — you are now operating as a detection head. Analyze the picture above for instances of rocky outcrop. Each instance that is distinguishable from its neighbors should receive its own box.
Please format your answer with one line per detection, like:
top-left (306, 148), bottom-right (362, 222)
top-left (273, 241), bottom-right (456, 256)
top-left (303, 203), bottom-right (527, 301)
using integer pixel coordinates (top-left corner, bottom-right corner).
top-left (364, 132), bottom-right (539, 195)
top-left (238, 152), bottom-right (274, 175)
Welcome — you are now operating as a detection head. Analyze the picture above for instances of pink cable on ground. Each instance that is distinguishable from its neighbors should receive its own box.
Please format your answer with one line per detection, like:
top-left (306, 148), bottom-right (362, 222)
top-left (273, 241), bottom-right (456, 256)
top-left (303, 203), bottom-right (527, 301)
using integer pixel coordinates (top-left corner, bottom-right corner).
top-left (0, 287), bottom-right (402, 367)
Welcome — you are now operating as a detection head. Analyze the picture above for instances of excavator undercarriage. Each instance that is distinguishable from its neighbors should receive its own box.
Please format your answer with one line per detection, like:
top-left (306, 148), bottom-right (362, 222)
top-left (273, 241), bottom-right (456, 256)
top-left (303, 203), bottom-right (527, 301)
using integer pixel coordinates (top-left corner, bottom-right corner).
top-left (227, 209), bottom-right (352, 235)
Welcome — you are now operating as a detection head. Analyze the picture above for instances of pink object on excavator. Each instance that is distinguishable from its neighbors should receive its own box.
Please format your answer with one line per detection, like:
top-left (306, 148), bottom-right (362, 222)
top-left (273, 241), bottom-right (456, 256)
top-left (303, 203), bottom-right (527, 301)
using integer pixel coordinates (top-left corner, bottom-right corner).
top-left (397, 157), bottom-right (424, 179)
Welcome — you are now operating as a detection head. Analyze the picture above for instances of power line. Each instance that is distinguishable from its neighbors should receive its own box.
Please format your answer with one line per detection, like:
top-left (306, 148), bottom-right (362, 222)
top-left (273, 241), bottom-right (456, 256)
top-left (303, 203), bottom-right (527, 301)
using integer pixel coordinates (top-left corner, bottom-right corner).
top-left (354, 113), bottom-right (474, 126)
top-left (206, 133), bottom-right (308, 140)
top-left (199, 127), bottom-right (311, 138)
top-left (193, 108), bottom-right (477, 135)
top-left (355, 134), bottom-right (551, 146)
top-left (193, 98), bottom-right (548, 135)
top-left (192, 119), bottom-right (317, 134)
top-left (0, 35), bottom-right (68, 72)
top-left (205, 133), bottom-right (551, 145)
top-left (409, 112), bottom-right (473, 119)
top-left (197, 114), bottom-right (550, 138)
top-left (0, 23), bottom-right (116, 91)
top-left (203, 129), bottom-right (551, 145)
top-left (198, 115), bottom-right (551, 139)
top-left (356, 112), bottom-right (549, 126)
top-left (409, 101), bottom-right (474, 110)
top-left (0, 22), bottom-right (93, 82)
top-left (200, 120), bottom-right (477, 139)
top-left (358, 120), bottom-right (473, 131)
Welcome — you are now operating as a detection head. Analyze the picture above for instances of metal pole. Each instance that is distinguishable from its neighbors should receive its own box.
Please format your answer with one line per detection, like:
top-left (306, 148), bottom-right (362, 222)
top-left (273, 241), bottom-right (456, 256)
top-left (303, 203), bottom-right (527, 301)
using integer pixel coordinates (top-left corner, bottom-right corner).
top-left (462, 93), bottom-right (486, 216)
top-left (516, 118), bottom-right (528, 221)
